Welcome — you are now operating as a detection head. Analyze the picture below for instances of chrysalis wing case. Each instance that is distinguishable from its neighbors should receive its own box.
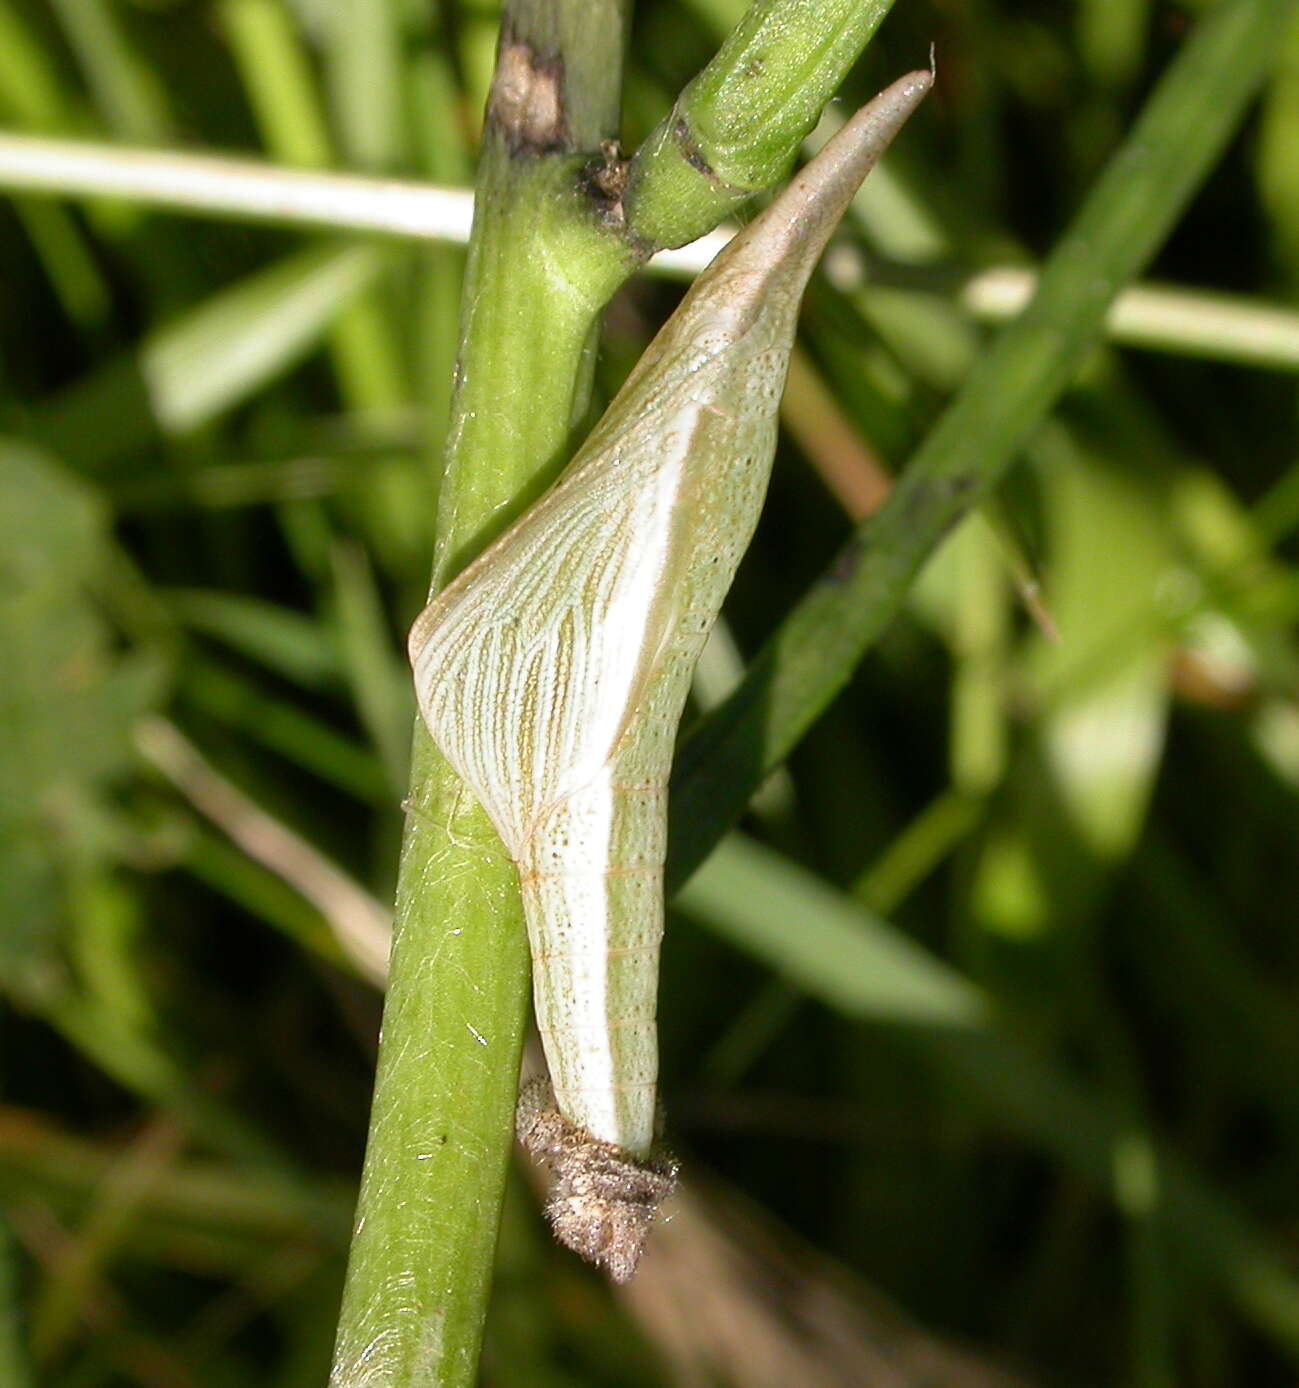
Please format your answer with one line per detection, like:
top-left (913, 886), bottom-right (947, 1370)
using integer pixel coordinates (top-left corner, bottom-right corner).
top-left (410, 69), bottom-right (931, 1272)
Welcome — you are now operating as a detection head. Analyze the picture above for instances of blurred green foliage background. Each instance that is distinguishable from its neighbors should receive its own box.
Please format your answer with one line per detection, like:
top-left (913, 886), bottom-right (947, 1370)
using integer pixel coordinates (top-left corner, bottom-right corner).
top-left (2, 0), bottom-right (1299, 1384)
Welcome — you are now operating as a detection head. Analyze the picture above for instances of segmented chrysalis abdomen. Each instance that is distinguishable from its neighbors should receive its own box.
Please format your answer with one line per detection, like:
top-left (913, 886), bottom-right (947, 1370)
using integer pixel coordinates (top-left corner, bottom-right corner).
top-left (410, 71), bottom-right (932, 1166)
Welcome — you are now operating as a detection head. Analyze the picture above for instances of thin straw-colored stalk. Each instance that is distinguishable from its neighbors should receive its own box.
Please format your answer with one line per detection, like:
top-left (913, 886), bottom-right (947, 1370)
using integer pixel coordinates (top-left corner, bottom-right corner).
top-left (6, 132), bottom-right (1299, 371)
top-left (0, 133), bottom-right (476, 241)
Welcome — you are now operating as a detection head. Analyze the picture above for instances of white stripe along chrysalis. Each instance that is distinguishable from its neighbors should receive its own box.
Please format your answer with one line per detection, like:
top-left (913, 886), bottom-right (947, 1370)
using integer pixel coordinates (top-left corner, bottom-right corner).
top-left (409, 70), bottom-right (931, 1278)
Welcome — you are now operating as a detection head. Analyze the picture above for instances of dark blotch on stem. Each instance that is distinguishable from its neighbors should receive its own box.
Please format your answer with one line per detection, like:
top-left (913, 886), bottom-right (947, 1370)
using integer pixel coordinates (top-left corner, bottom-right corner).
top-left (488, 23), bottom-right (570, 155)
top-left (826, 535), bottom-right (865, 585)
top-left (943, 471), bottom-right (979, 502)
top-left (932, 471), bottom-right (982, 541)
top-left (675, 116), bottom-right (716, 179)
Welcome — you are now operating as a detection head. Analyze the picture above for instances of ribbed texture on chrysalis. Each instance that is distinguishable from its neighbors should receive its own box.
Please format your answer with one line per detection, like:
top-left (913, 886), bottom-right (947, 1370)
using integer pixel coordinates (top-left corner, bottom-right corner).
top-left (410, 70), bottom-right (932, 1160)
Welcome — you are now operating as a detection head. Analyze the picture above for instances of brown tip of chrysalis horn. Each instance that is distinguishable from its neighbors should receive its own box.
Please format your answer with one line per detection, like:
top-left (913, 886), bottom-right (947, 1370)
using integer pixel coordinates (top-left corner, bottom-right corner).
top-left (517, 1079), bottom-right (678, 1283)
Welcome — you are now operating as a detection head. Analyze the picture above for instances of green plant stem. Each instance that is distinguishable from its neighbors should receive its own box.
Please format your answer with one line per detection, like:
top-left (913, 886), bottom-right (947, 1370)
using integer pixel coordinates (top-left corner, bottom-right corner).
top-left (0, 1215), bottom-right (30, 1388)
top-left (47, 0), bottom-right (168, 143)
top-left (221, 0), bottom-right (414, 563)
top-left (623, 0), bottom-right (899, 248)
top-left (667, 0), bottom-right (1296, 891)
top-left (329, 4), bottom-right (628, 1382)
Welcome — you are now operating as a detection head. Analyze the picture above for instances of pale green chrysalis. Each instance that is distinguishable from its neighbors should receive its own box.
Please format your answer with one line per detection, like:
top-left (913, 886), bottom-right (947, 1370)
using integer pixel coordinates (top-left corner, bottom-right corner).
top-left (409, 69), bottom-right (931, 1278)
